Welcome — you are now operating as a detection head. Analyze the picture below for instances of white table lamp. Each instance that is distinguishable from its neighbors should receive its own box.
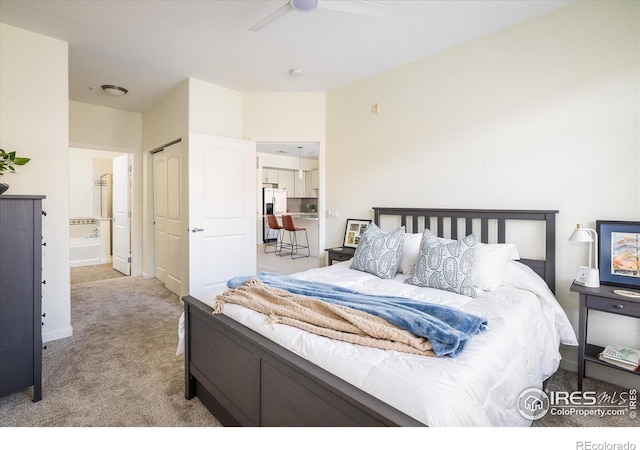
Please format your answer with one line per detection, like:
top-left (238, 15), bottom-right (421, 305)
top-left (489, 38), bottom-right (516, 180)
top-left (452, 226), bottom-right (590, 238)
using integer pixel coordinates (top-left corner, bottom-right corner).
top-left (568, 224), bottom-right (600, 288)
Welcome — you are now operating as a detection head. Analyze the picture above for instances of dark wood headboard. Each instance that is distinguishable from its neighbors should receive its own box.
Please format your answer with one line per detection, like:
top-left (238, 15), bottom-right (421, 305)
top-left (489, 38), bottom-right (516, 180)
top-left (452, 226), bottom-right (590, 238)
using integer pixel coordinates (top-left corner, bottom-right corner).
top-left (372, 207), bottom-right (558, 293)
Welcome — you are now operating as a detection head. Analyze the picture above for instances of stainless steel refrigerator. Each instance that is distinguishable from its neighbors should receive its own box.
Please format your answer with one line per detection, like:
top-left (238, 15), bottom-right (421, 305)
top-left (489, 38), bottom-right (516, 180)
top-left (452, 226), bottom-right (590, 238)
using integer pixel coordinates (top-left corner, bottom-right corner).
top-left (263, 188), bottom-right (287, 243)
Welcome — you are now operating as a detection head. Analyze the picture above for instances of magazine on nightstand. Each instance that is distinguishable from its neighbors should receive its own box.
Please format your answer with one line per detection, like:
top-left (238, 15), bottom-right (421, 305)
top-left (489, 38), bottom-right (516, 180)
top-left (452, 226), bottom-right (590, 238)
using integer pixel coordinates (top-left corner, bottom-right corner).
top-left (598, 344), bottom-right (640, 371)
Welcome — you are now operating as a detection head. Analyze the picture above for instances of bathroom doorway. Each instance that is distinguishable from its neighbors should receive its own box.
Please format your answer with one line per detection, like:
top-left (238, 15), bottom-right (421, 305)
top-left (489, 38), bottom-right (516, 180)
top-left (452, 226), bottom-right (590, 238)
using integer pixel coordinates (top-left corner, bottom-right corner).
top-left (68, 147), bottom-right (132, 281)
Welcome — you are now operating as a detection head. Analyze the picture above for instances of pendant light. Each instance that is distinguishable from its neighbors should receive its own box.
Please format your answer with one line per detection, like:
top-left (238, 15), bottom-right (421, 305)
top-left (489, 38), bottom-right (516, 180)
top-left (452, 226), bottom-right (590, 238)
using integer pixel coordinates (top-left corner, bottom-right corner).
top-left (298, 146), bottom-right (304, 179)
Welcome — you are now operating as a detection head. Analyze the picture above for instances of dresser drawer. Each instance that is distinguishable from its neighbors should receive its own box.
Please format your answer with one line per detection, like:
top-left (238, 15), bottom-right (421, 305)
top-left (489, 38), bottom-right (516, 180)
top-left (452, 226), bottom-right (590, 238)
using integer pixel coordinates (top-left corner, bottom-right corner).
top-left (586, 295), bottom-right (640, 317)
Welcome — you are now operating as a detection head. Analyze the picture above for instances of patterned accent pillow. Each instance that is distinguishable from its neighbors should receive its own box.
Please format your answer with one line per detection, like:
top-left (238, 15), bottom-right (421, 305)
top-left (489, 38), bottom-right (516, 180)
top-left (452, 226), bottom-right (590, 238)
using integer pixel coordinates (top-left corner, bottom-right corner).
top-left (405, 229), bottom-right (478, 298)
top-left (350, 223), bottom-right (405, 279)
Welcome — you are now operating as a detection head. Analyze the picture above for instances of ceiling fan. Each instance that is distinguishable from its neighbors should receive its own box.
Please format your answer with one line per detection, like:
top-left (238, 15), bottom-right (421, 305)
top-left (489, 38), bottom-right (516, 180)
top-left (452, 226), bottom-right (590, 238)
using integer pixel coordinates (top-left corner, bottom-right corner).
top-left (249, 0), bottom-right (388, 32)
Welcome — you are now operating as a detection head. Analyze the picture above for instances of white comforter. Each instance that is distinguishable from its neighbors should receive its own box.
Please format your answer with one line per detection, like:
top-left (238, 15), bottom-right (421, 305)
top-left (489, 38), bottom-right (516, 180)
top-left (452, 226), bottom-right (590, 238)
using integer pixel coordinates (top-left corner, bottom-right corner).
top-left (183, 260), bottom-right (577, 426)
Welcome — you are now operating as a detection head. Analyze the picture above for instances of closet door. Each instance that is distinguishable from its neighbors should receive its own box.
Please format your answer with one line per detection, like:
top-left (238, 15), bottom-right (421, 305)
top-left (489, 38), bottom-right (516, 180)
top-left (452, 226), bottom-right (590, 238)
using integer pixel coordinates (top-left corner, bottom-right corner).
top-left (153, 146), bottom-right (184, 296)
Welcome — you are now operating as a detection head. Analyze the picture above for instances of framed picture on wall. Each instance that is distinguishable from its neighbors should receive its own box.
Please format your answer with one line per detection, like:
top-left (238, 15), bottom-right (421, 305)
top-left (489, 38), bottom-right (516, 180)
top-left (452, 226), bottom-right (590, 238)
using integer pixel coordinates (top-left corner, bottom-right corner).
top-left (343, 219), bottom-right (371, 248)
top-left (597, 220), bottom-right (640, 288)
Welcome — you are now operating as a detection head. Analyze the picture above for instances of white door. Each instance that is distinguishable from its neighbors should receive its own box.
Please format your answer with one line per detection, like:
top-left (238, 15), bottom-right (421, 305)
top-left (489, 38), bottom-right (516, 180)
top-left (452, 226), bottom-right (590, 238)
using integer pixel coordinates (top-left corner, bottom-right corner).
top-left (112, 153), bottom-right (131, 275)
top-left (188, 132), bottom-right (257, 304)
top-left (153, 146), bottom-right (183, 296)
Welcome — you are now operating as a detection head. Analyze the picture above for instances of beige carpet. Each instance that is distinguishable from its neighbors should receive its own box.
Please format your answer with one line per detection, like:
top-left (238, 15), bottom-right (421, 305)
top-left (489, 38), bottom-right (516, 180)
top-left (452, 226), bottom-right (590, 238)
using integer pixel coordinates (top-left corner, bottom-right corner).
top-left (0, 276), bottom-right (220, 427)
top-left (0, 274), bottom-right (635, 428)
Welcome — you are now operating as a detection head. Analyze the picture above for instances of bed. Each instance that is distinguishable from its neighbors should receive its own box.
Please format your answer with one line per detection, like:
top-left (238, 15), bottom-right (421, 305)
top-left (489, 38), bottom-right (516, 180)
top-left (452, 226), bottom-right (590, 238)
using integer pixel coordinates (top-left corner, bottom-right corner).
top-left (180, 207), bottom-right (577, 427)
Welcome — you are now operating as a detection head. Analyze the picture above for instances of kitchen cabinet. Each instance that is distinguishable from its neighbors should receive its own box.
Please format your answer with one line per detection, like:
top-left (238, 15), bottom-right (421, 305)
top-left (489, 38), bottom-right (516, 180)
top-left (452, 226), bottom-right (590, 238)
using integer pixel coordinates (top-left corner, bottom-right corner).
top-left (305, 170), bottom-right (318, 198)
top-left (311, 170), bottom-right (319, 189)
top-left (278, 170), bottom-right (295, 197)
top-left (262, 168), bottom-right (279, 184)
top-left (294, 172), bottom-right (305, 198)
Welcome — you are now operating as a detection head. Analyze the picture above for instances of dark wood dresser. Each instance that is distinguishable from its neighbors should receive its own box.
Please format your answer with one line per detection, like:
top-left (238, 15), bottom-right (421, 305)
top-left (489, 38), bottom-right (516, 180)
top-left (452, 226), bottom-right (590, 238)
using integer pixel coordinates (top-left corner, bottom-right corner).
top-left (0, 195), bottom-right (45, 401)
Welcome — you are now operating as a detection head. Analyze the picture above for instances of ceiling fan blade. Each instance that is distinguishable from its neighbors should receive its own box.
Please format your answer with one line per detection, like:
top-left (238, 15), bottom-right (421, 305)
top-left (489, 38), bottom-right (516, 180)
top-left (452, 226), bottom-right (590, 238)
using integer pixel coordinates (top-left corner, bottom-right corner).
top-left (318, 0), bottom-right (388, 17)
top-left (249, 2), bottom-right (294, 32)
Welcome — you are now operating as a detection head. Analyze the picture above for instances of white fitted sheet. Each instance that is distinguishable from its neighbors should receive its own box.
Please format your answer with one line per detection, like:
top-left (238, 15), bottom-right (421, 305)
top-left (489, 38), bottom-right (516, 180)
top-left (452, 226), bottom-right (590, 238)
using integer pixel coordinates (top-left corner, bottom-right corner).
top-left (215, 259), bottom-right (577, 427)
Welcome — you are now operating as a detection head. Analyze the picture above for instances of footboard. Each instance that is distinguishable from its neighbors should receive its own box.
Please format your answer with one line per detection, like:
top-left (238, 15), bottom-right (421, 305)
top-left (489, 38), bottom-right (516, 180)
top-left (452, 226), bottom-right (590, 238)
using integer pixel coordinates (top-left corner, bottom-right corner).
top-left (183, 295), bottom-right (424, 427)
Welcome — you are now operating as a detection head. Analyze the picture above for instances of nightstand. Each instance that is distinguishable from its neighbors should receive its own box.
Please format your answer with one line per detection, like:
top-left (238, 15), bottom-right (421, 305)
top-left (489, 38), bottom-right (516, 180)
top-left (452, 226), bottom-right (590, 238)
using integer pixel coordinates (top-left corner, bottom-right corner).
top-left (570, 283), bottom-right (640, 390)
top-left (325, 247), bottom-right (355, 266)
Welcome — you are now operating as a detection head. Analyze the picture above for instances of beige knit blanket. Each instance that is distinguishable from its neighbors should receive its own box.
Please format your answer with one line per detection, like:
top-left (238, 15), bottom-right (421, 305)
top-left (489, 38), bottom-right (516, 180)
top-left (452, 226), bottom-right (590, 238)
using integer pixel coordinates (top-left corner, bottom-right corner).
top-left (212, 278), bottom-right (435, 357)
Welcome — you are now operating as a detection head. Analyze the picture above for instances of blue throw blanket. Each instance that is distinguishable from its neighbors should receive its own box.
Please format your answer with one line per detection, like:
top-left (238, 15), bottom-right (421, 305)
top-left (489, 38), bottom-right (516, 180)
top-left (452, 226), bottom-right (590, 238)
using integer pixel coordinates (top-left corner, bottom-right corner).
top-left (227, 272), bottom-right (488, 357)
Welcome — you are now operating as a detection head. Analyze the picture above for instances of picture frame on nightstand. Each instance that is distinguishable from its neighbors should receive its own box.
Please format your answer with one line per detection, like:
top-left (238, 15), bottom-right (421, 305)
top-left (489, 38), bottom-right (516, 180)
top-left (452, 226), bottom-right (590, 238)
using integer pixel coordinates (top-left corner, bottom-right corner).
top-left (597, 220), bottom-right (640, 289)
top-left (342, 219), bottom-right (371, 248)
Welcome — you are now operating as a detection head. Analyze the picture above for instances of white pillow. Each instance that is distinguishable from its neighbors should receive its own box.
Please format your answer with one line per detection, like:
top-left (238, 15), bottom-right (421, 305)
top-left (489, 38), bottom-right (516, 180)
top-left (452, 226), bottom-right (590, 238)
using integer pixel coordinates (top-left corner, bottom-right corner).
top-left (399, 233), bottom-right (422, 274)
top-left (400, 231), bottom-right (520, 291)
top-left (472, 243), bottom-right (520, 291)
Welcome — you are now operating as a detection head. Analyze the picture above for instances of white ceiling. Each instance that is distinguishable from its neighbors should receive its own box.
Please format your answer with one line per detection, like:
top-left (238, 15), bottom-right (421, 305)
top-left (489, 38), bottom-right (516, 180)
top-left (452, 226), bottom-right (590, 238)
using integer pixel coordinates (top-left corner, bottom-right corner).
top-left (0, 0), bottom-right (575, 114)
top-left (257, 141), bottom-right (319, 160)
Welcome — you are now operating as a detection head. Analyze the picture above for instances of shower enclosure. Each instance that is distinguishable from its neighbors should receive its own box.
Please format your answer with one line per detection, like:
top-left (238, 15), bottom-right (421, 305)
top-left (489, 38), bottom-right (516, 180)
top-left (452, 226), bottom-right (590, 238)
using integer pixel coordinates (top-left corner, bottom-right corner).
top-left (68, 172), bottom-right (113, 267)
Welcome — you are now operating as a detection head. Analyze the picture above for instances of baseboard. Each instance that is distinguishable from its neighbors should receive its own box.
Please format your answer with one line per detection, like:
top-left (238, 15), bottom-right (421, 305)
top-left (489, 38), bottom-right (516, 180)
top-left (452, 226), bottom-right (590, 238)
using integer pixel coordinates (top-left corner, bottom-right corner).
top-left (43, 326), bottom-right (73, 343)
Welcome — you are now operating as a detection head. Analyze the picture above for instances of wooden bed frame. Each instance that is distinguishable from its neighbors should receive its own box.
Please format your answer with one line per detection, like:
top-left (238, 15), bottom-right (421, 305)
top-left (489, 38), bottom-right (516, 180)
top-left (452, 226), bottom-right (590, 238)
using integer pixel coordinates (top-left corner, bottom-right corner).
top-left (183, 207), bottom-right (558, 426)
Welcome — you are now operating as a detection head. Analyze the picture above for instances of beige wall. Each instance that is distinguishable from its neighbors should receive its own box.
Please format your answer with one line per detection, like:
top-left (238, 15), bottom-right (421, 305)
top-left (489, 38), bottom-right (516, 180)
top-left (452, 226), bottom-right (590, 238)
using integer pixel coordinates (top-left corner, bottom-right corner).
top-left (325, 1), bottom-right (639, 380)
top-left (143, 80), bottom-right (189, 152)
top-left (0, 24), bottom-right (71, 342)
top-left (243, 92), bottom-right (326, 142)
top-left (70, 101), bottom-right (142, 150)
top-left (188, 78), bottom-right (243, 138)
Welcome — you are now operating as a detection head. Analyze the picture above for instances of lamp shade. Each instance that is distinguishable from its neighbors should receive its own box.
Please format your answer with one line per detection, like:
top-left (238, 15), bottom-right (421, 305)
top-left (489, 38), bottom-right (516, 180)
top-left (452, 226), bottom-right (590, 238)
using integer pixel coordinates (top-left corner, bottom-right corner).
top-left (568, 223), bottom-right (599, 274)
top-left (568, 224), bottom-right (593, 242)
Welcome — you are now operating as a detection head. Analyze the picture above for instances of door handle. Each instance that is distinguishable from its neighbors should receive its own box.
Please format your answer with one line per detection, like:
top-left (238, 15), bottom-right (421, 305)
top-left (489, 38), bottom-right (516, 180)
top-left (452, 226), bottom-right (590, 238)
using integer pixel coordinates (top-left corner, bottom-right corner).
top-left (191, 227), bottom-right (204, 233)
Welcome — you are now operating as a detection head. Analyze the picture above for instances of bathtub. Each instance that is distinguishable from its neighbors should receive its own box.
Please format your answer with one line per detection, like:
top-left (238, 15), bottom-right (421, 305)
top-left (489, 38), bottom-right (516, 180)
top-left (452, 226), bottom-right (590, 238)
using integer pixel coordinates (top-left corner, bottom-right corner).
top-left (69, 237), bottom-right (101, 267)
top-left (69, 217), bottom-right (112, 267)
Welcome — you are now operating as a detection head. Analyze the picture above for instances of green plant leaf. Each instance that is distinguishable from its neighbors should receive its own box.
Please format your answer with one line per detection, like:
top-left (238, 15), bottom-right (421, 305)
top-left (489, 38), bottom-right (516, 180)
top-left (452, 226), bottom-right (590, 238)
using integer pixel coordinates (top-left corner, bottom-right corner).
top-left (0, 149), bottom-right (30, 175)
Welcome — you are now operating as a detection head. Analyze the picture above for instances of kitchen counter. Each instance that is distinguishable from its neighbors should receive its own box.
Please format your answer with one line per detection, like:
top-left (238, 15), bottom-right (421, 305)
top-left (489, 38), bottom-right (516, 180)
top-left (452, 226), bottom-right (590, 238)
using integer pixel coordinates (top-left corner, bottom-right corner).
top-left (263, 212), bottom-right (318, 220)
top-left (284, 212), bottom-right (318, 219)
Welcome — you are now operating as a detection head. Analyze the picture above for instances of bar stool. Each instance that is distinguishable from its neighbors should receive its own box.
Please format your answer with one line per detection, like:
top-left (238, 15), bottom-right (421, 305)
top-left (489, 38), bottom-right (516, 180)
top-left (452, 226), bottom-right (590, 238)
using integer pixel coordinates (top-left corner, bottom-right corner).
top-left (264, 214), bottom-right (284, 253)
top-left (279, 215), bottom-right (310, 259)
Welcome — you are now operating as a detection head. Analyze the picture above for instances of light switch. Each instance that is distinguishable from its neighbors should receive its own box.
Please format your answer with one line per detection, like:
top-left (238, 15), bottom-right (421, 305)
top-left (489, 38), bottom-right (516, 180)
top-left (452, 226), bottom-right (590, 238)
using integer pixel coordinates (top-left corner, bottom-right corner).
top-left (328, 209), bottom-right (338, 219)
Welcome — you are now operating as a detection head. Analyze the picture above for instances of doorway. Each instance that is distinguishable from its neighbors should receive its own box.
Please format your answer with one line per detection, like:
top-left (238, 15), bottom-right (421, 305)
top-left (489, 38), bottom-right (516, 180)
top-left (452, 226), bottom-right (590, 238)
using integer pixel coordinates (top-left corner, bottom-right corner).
top-left (68, 147), bottom-right (133, 281)
top-left (256, 141), bottom-right (321, 270)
